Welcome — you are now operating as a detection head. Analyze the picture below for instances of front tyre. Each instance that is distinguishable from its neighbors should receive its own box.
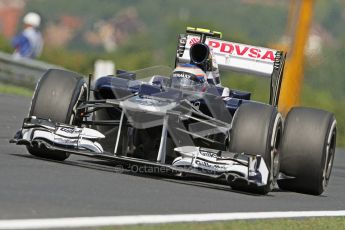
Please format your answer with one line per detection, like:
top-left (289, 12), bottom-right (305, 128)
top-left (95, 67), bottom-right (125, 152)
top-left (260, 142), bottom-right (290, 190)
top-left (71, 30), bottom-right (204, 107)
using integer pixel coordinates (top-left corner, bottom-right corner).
top-left (229, 103), bottom-right (283, 194)
top-left (278, 107), bottom-right (337, 195)
top-left (27, 69), bottom-right (87, 161)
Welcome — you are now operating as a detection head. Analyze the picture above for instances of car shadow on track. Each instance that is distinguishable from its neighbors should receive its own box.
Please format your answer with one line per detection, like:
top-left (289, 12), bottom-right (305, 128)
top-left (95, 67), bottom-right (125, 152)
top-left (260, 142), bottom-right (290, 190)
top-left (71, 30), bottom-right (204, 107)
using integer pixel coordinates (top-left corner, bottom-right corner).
top-left (11, 153), bottom-right (278, 197)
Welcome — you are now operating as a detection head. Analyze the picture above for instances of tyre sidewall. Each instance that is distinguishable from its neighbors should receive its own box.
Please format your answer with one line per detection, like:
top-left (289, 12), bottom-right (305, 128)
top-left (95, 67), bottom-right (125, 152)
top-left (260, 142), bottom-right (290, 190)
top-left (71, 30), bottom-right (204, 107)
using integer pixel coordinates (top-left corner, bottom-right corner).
top-left (279, 107), bottom-right (336, 195)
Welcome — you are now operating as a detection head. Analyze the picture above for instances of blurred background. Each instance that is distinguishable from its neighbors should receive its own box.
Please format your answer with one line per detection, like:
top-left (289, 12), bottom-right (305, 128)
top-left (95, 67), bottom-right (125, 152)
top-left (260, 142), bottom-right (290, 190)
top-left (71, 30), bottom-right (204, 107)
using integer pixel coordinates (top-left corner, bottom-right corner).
top-left (0, 0), bottom-right (344, 146)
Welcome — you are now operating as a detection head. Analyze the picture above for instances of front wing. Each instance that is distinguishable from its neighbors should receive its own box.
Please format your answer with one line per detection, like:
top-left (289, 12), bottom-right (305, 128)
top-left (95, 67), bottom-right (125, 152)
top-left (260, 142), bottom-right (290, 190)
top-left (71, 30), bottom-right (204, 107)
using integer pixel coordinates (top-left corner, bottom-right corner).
top-left (10, 117), bottom-right (269, 189)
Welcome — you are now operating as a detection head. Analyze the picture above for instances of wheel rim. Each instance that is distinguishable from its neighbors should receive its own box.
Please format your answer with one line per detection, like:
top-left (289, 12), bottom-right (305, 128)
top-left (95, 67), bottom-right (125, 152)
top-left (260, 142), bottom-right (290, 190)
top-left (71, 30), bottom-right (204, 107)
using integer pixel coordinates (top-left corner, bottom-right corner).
top-left (270, 114), bottom-right (282, 187)
top-left (322, 120), bottom-right (337, 189)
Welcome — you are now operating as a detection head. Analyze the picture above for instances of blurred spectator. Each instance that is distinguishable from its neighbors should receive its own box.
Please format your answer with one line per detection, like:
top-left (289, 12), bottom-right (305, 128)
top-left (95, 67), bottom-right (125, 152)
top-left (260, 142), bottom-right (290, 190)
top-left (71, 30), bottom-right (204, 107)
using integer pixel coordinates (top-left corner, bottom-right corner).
top-left (11, 12), bottom-right (43, 59)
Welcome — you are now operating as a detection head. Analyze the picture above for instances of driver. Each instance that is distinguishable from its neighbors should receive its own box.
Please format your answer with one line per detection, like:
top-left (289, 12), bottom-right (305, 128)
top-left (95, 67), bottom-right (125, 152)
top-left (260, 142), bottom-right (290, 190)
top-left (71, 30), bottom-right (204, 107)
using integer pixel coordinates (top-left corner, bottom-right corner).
top-left (171, 63), bottom-right (207, 91)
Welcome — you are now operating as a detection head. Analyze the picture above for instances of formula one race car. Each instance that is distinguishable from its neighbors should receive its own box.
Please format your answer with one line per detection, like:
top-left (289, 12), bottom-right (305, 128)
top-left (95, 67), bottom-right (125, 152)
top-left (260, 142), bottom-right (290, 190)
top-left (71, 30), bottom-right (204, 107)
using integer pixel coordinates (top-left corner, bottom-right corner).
top-left (10, 27), bottom-right (337, 195)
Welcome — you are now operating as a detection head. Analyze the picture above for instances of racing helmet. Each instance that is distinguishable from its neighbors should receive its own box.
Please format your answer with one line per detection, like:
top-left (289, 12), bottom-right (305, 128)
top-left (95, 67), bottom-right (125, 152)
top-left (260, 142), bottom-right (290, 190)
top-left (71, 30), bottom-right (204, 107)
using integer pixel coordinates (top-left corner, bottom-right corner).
top-left (171, 64), bottom-right (207, 91)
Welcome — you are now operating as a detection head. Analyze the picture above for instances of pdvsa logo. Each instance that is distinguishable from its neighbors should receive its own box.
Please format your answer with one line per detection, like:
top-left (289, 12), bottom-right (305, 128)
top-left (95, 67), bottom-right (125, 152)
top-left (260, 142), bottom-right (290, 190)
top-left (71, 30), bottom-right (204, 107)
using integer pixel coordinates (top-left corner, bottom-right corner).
top-left (187, 36), bottom-right (275, 62)
top-left (208, 40), bottom-right (275, 61)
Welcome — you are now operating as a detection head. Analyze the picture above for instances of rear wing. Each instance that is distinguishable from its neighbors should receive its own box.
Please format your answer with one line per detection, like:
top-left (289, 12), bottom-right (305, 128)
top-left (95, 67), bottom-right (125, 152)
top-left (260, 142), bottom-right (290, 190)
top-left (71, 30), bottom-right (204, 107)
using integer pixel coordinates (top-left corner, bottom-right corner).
top-left (175, 27), bottom-right (286, 106)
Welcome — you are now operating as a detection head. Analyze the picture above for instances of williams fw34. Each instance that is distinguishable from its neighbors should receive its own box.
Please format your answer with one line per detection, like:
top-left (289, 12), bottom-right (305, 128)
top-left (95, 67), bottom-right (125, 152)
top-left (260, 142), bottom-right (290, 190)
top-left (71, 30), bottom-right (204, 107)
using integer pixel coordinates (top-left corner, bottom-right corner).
top-left (11, 27), bottom-right (337, 195)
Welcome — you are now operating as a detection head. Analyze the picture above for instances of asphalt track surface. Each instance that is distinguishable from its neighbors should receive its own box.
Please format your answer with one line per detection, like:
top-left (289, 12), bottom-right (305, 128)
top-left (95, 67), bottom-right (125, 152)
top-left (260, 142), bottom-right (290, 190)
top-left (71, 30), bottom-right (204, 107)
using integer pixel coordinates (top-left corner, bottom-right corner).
top-left (0, 94), bottom-right (344, 219)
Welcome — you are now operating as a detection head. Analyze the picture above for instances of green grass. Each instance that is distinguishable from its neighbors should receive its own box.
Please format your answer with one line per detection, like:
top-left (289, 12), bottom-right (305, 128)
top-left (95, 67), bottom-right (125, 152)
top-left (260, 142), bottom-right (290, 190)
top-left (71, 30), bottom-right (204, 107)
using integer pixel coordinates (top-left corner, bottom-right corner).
top-left (97, 217), bottom-right (345, 230)
top-left (0, 83), bottom-right (33, 97)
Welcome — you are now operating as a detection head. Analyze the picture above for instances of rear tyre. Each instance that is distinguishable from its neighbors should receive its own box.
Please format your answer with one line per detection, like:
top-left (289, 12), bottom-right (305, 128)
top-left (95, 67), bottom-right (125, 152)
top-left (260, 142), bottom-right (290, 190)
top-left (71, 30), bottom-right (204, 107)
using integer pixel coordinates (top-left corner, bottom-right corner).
top-left (277, 107), bottom-right (337, 195)
top-left (229, 103), bottom-right (282, 194)
top-left (27, 69), bottom-right (87, 161)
